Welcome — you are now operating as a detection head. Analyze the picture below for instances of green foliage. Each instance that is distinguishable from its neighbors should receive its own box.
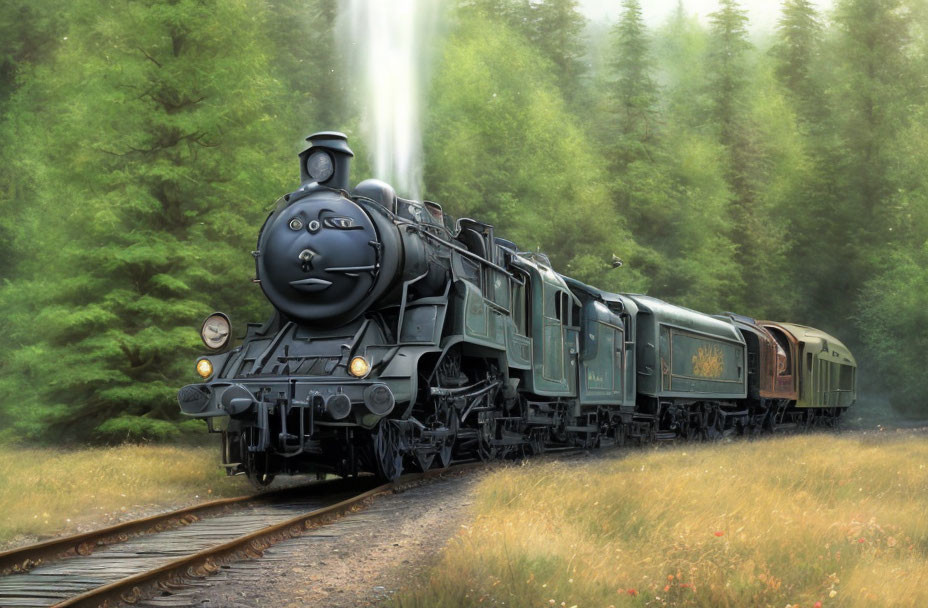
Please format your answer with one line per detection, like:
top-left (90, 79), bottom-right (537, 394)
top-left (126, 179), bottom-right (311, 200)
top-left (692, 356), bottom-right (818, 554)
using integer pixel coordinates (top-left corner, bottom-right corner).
top-left (523, 0), bottom-right (588, 96)
top-left (3, 0), bottom-right (928, 443)
top-left (423, 7), bottom-right (647, 293)
top-left (610, 0), bottom-right (659, 154)
top-left (771, 0), bottom-right (823, 120)
top-left (825, 0), bottom-right (920, 291)
top-left (594, 1), bottom-right (744, 313)
top-left (858, 243), bottom-right (928, 414)
top-left (0, 0), bottom-right (66, 102)
top-left (0, 0), bottom-right (287, 442)
top-left (459, 0), bottom-right (587, 96)
top-left (265, 0), bottom-right (350, 133)
top-left (0, 0), bottom-right (67, 281)
top-left (706, 0), bottom-right (751, 146)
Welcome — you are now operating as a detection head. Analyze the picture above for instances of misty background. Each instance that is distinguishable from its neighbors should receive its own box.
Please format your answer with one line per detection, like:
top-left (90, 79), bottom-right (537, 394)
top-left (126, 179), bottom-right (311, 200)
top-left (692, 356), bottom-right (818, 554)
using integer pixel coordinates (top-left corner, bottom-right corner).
top-left (0, 0), bottom-right (925, 443)
top-left (577, 0), bottom-right (834, 27)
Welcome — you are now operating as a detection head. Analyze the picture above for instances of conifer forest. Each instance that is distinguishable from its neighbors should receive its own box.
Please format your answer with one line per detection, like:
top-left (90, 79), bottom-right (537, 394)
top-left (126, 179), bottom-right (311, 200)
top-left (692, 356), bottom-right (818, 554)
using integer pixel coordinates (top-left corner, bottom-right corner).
top-left (1, 0), bottom-right (926, 443)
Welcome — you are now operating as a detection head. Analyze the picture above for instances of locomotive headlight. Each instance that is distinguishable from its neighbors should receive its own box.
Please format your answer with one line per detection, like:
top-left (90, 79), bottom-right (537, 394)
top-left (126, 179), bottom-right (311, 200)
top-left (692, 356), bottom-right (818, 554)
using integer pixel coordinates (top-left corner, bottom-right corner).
top-left (306, 150), bottom-right (334, 183)
top-left (200, 312), bottom-right (231, 350)
top-left (349, 356), bottom-right (371, 378)
top-left (196, 358), bottom-right (214, 379)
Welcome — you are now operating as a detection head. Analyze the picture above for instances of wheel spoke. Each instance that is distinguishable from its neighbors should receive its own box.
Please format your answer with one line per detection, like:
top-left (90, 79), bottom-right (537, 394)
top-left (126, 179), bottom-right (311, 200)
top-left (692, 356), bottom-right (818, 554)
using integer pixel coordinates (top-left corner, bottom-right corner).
top-left (438, 409), bottom-right (458, 468)
top-left (374, 420), bottom-right (404, 481)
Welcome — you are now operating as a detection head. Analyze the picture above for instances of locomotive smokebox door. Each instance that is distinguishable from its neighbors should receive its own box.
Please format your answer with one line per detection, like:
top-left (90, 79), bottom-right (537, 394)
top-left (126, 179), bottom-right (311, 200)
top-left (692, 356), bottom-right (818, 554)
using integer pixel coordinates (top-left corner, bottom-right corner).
top-left (298, 131), bottom-right (354, 191)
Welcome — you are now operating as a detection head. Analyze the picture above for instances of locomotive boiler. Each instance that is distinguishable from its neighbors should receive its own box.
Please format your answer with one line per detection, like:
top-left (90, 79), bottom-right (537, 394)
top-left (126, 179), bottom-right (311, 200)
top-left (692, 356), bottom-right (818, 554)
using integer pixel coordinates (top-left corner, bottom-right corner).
top-left (178, 131), bottom-right (857, 486)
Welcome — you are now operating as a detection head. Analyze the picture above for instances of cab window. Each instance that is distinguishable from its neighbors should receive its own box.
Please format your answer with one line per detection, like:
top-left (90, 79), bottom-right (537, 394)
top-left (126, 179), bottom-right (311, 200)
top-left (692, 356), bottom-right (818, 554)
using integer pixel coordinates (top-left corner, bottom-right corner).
top-left (512, 280), bottom-right (528, 335)
top-left (554, 292), bottom-right (579, 328)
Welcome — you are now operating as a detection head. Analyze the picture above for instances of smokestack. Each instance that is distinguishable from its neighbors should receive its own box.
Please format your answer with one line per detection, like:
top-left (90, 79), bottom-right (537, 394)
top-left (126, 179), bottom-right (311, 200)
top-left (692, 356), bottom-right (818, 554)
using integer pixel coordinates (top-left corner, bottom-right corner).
top-left (298, 131), bottom-right (354, 191)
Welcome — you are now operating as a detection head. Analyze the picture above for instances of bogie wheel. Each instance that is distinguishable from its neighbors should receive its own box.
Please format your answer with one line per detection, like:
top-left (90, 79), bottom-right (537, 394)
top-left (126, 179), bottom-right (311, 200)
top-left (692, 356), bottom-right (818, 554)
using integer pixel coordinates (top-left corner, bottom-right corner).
top-left (830, 407), bottom-right (843, 432)
top-left (247, 471), bottom-right (276, 491)
top-left (413, 447), bottom-right (436, 473)
top-left (477, 411), bottom-right (499, 462)
top-left (438, 409), bottom-right (459, 469)
top-left (374, 420), bottom-right (404, 481)
top-left (243, 433), bottom-right (275, 490)
top-left (529, 429), bottom-right (546, 457)
top-left (684, 417), bottom-right (697, 441)
top-left (701, 408), bottom-right (723, 441)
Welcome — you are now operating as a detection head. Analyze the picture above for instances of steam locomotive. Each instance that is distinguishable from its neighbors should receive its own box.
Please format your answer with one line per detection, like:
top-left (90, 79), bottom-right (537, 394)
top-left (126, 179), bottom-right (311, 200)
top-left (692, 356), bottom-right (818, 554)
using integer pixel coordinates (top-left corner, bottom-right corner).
top-left (177, 132), bottom-right (857, 486)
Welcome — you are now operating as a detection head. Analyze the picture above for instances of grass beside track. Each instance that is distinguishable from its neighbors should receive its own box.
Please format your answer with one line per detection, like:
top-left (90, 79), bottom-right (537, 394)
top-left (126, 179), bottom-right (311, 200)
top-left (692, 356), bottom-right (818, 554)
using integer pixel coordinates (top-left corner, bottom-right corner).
top-left (392, 433), bottom-right (928, 608)
top-left (0, 444), bottom-right (250, 546)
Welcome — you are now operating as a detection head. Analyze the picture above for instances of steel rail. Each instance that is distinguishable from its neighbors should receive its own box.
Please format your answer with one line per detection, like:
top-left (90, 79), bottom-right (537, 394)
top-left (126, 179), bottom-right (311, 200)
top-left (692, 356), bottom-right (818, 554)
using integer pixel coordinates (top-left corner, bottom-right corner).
top-left (53, 464), bottom-right (478, 608)
top-left (0, 464), bottom-right (480, 608)
top-left (0, 475), bottom-right (375, 576)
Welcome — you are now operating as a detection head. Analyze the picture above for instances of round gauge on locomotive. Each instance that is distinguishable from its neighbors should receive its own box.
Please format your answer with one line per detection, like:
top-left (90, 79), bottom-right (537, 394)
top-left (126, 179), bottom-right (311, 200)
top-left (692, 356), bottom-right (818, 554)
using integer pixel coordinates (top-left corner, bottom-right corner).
top-left (306, 150), bottom-right (335, 183)
top-left (200, 312), bottom-right (231, 350)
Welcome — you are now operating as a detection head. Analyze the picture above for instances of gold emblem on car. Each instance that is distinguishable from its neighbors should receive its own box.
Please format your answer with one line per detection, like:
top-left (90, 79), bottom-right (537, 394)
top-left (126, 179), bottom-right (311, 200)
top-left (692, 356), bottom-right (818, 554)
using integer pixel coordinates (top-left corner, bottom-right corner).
top-left (692, 345), bottom-right (725, 378)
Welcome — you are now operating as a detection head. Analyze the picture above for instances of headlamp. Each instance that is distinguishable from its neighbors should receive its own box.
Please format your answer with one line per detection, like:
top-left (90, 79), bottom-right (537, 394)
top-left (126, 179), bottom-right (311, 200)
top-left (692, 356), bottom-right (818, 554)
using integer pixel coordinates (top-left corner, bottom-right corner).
top-left (200, 312), bottom-right (231, 350)
top-left (306, 150), bottom-right (334, 183)
top-left (196, 358), bottom-right (214, 379)
top-left (349, 356), bottom-right (371, 378)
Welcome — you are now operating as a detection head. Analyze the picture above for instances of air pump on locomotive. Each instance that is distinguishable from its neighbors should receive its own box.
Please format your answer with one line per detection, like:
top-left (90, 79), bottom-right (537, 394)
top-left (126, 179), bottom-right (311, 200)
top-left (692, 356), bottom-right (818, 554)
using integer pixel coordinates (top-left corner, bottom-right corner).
top-left (178, 132), bottom-right (858, 486)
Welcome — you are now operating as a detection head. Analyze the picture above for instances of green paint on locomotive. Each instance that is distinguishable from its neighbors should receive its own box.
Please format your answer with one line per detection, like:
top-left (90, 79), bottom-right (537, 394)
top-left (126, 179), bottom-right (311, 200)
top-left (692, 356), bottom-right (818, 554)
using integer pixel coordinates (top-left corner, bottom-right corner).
top-left (627, 295), bottom-right (747, 400)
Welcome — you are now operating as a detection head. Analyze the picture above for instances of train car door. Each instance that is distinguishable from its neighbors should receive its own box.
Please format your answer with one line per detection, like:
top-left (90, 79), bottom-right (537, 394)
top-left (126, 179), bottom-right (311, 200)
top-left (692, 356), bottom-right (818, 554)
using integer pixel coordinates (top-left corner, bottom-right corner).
top-left (556, 291), bottom-right (580, 396)
top-left (541, 281), bottom-right (564, 383)
top-left (524, 261), bottom-right (577, 396)
top-left (579, 300), bottom-right (625, 404)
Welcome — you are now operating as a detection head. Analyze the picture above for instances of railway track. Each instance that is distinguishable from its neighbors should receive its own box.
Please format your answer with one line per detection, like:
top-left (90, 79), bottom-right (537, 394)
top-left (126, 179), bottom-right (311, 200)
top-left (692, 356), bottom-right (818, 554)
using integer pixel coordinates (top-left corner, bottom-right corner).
top-left (0, 466), bottom-right (475, 608)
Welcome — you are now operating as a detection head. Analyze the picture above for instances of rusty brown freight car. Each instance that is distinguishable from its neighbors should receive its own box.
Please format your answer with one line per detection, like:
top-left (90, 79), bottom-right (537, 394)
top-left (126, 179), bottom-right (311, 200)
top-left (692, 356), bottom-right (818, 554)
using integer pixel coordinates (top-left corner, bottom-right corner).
top-left (722, 313), bottom-right (798, 402)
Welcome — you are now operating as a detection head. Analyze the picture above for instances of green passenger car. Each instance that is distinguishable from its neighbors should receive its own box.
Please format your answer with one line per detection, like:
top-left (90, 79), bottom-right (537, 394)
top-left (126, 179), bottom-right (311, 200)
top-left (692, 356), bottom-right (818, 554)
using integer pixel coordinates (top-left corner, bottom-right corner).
top-left (769, 323), bottom-right (857, 408)
top-left (627, 295), bottom-right (747, 400)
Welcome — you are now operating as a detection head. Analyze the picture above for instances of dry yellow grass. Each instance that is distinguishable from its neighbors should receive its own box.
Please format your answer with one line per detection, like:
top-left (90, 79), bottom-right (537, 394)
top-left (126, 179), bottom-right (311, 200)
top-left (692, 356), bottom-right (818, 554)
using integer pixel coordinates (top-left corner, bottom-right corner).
top-left (0, 444), bottom-right (250, 546)
top-left (393, 433), bottom-right (928, 608)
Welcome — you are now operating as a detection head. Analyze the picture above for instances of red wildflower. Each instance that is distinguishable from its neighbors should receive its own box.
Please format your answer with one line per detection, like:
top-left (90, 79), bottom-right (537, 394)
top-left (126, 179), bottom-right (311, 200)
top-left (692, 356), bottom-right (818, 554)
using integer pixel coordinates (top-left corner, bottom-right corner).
top-left (858, 538), bottom-right (866, 544)
top-left (627, 589), bottom-right (638, 596)
top-left (664, 585), bottom-right (671, 592)
top-left (814, 602), bottom-right (823, 608)
top-left (714, 531), bottom-right (725, 537)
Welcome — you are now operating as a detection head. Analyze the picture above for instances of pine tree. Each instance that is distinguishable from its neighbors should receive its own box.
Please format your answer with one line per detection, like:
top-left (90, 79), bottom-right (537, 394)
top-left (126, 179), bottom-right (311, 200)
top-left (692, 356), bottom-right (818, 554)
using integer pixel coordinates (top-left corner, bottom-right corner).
top-left (457, 0), bottom-right (586, 99)
top-left (526, 0), bottom-right (588, 95)
top-left (705, 0), bottom-right (769, 311)
top-left (0, 0), bottom-right (287, 442)
top-left (832, 0), bottom-right (913, 241)
top-left (655, 3), bottom-right (711, 124)
top-left (597, 3), bottom-right (744, 313)
top-left (0, 0), bottom-right (65, 103)
top-left (0, 0), bottom-right (68, 281)
top-left (423, 7), bottom-right (648, 294)
top-left (835, 0), bottom-right (924, 411)
top-left (793, 0), bottom-right (918, 333)
top-left (610, 0), bottom-right (659, 158)
top-left (772, 0), bottom-right (823, 123)
top-left (266, 0), bottom-right (347, 131)
top-left (601, 0), bottom-right (666, 286)
top-left (707, 0), bottom-right (751, 154)
top-left (767, 0), bottom-right (840, 324)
